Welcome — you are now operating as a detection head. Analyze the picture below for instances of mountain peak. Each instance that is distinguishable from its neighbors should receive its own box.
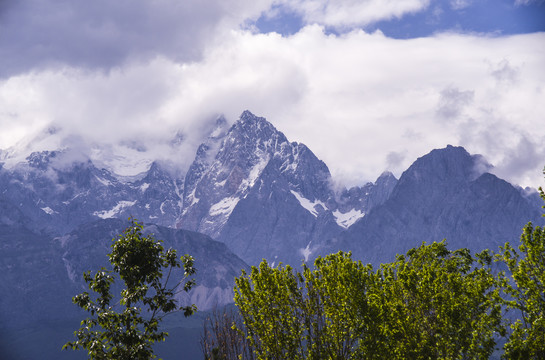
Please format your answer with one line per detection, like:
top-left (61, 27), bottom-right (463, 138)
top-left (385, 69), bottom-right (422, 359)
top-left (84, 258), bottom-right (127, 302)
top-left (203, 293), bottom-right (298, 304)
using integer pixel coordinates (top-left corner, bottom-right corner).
top-left (239, 110), bottom-right (257, 122)
top-left (376, 171), bottom-right (397, 183)
top-left (402, 145), bottom-right (481, 184)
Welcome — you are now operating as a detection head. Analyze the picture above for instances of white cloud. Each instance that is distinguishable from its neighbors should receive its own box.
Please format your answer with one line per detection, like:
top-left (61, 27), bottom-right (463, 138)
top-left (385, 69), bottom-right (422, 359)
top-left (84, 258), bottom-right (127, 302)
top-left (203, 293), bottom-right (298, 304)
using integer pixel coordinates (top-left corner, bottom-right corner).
top-left (179, 27), bottom-right (545, 188)
top-left (0, 0), bottom-right (275, 77)
top-left (449, 0), bottom-right (473, 10)
top-left (277, 0), bottom-right (430, 28)
top-left (1, 7), bottom-right (544, 188)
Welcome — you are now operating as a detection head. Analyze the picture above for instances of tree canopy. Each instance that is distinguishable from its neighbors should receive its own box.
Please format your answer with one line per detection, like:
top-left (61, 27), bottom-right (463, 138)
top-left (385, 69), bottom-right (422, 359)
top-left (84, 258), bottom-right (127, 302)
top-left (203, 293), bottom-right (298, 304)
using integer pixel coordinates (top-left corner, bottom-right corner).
top-left (63, 218), bottom-right (197, 359)
top-left (231, 241), bottom-right (505, 359)
top-left (495, 180), bottom-right (545, 359)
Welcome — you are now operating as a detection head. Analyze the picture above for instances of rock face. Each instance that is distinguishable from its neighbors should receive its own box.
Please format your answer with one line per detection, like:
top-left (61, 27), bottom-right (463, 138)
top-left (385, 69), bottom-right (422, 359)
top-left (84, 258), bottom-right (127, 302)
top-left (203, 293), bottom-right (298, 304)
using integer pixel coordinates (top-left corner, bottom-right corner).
top-left (0, 111), bottom-right (395, 268)
top-left (0, 110), bottom-right (398, 334)
top-left (1, 111), bottom-right (543, 340)
top-left (0, 218), bottom-right (249, 329)
top-left (176, 111), bottom-right (395, 265)
top-left (331, 146), bottom-right (544, 265)
top-left (61, 219), bottom-right (249, 313)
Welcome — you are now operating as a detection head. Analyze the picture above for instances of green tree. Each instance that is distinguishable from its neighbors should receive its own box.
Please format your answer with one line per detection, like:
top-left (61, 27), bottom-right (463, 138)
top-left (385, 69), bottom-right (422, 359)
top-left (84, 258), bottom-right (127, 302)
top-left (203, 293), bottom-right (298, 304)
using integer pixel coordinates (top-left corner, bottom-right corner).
top-left (229, 252), bottom-right (380, 359)
top-left (300, 252), bottom-right (381, 359)
top-left (496, 178), bottom-right (545, 359)
top-left (376, 241), bottom-right (505, 359)
top-left (231, 244), bottom-right (504, 359)
top-left (63, 218), bottom-right (197, 359)
top-left (234, 260), bottom-right (306, 359)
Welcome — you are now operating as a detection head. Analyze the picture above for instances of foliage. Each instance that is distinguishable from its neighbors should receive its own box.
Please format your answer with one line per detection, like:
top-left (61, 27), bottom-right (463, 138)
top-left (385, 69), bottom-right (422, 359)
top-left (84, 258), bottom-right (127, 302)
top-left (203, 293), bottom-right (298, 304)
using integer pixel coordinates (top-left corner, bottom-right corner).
top-left (233, 253), bottom-right (381, 359)
top-left (376, 241), bottom-right (504, 359)
top-left (230, 242), bottom-right (504, 359)
top-left (63, 218), bottom-right (197, 360)
top-left (234, 260), bottom-right (306, 359)
top-left (301, 252), bottom-right (381, 359)
top-left (496, 176), bottom-right (545, 359)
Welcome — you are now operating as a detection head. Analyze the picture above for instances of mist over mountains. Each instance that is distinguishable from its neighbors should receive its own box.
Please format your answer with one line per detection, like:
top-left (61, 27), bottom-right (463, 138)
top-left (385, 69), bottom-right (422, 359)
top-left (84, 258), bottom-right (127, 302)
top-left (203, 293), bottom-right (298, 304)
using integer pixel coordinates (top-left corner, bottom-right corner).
top-left (1, 110), bottom-right (543, 358)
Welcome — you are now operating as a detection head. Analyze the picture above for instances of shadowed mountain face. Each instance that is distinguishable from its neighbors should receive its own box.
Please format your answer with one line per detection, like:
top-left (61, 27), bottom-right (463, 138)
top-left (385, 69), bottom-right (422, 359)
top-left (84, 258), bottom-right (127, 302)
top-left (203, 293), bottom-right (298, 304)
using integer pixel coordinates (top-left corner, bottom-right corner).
top-left (0, 111), bottom-right (395, 267)
top-left (176, 111), bottom-right (396, 265)
top-left (0, 112), bottom-right (543, 360)
top-left (0, 218), bottom-right (249, 330)
top-left (329, 146), bottom-right (544, 265)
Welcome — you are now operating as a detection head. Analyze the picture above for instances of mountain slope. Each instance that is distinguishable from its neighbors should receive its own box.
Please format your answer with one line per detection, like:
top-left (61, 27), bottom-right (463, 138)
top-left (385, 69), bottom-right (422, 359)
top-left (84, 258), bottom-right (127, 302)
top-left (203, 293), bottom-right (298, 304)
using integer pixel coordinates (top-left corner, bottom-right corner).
top-left (176, 111), bottom-right (394, 265)
top-left (331, 146), bottom-right (544, 265)
top-left (1, 218), bottom-right (249, 330)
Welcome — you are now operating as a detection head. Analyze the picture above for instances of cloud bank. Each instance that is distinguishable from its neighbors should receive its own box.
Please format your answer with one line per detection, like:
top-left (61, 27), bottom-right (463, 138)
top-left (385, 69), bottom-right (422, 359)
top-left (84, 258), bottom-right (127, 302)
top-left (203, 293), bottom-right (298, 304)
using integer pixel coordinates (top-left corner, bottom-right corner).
top-left (0, 1), bottom-right (544, 188)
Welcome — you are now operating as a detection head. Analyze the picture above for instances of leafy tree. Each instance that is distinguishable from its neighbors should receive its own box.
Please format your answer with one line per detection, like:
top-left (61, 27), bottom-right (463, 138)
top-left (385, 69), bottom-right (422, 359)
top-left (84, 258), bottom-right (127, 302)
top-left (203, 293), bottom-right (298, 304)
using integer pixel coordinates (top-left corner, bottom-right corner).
top-left (376, 241), bottom-right (505, 359)
top-left (233, 253), bottom-right (383, 359)
top-left (300, 252), bottom-right (381, 359)
top-left (496, 177), bottom-right (545, 359)
top-left (63, 218), bottom-right (197, 359)
top-left (231, 244), bottom-right (504, 359)
top-left (234, 260), bottom-right (306, 359)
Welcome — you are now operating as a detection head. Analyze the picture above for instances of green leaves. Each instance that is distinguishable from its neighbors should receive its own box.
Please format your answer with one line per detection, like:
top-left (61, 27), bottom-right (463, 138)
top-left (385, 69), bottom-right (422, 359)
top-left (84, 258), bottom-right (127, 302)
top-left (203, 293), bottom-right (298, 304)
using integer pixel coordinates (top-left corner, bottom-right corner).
top-left (233, 243), bottom-right (506, 359)
top-left (234, 260), bottom-right (305, 360)
top-left (496, 222), bottom-right (545, 359)
top-left (63, 218), bottom-right (197, 359)
top-left (376, 240), bottom-right (504, 359)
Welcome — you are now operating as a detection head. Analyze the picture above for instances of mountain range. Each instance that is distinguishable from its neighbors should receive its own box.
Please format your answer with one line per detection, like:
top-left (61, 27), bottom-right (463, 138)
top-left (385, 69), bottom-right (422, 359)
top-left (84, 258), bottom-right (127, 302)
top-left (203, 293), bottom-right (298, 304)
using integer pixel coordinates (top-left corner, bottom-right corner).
top-left (0, 110), bottom-right (543, 358)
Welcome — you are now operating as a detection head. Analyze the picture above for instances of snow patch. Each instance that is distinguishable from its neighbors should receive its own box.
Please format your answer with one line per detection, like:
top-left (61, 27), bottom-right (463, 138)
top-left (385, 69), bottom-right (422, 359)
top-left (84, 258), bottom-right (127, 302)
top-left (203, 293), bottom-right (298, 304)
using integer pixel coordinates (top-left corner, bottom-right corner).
top-left (333, 209), bottom-right (365, 228)
top-left (177, 285), bottom-right (234, 311)
top-left (62, 257), bottom-right (78, 283)
top-left (209, 126), bottom-right (224, 138)
top-left (188, 189), bottom-right (199, 206)
top-left (90, 145), bottom-right (153, 178)
top-left (301, 241), bottom-right (312, 262)
top-left (290, 191), bottom-right (326, 217)
top-left (140, 183), bottom-right (150, 192)
top-left (95, 175), bottom-right (112, 187)
top-left (41, 206), bottom-right (56, 215)
top-left (209, 197), bottom-right (240, 217)
top-left (93, 200), bottom-right (137, 219)
top-left (240, 156), bottom-right (269, 191)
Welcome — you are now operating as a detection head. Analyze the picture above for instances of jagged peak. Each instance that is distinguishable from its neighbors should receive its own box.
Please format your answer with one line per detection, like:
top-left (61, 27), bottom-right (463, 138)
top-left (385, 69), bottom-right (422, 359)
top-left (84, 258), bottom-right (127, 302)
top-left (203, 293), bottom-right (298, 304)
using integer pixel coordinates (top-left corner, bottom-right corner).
top-left (239, 110), bottom-right (259, 123)
top-left (231, 111), bottom-right (282, 139)
top-left (376, 171), bottom-right (397, 183)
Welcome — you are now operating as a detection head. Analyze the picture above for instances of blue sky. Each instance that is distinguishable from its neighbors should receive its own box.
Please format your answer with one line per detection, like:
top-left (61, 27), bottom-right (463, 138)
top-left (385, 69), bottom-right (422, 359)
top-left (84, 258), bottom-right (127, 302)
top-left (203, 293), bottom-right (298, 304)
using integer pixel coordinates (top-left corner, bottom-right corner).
top-left (0, 0), bottom-right (544, 188)
top-left (255, 0), bottom-right (545, 37)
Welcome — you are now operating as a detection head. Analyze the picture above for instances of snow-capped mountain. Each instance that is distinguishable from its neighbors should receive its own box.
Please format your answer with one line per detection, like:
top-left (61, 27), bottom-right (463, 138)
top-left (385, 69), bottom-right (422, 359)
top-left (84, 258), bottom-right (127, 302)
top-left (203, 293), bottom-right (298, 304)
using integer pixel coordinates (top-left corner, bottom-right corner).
top-left (329, 145), bottom-right (544, 265)
top-left (176, 110), bottom-right (395, 265)
top-left (0, 149), bottom-right (181, 234)
top-left (0, 110), bottom-right (399, 332)
top-left (2, 111), bottom-right (541, 268)
top-left (1, 110), bottom-right (544, 360)
top-left (0, 110), bottom-right (396, 266)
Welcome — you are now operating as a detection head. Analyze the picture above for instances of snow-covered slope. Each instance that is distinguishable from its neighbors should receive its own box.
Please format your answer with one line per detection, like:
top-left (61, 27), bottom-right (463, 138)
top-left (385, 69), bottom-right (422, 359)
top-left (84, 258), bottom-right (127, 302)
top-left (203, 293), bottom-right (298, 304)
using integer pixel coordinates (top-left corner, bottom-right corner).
top-left (0, 110), bottom-right (397, 265)
top-left (176, 111), bottom-right (395, 265)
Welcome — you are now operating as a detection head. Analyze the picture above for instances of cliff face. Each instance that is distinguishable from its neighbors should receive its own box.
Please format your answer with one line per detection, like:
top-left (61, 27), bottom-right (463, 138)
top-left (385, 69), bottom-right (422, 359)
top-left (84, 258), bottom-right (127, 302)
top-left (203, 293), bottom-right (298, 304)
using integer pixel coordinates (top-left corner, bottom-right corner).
top-left (332, 146), bottom-right (543, 265)
top-left (1, 113), bottom-right (542, 338)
